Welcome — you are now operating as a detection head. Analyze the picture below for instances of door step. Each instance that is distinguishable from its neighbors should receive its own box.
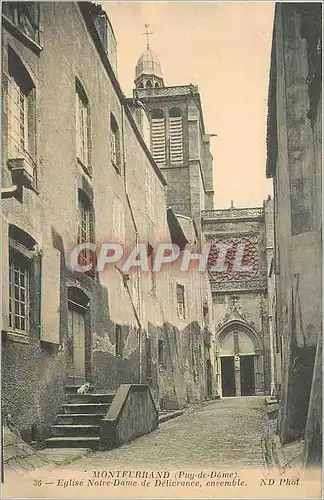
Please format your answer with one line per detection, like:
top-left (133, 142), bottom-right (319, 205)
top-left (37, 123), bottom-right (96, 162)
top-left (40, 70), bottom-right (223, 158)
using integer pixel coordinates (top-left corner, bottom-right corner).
top-left (66, 393), bottom-right (115, 404)
top-left (65, 384), bottom-right (95, 395)
top-left (56, 413), bottom-right (104, 425)
top-left (45, 436), bottom-right (100, 450)
top-left (62, 403), bottom-right (111, 414)
top-left (50, 424), bottom-right (100, 437)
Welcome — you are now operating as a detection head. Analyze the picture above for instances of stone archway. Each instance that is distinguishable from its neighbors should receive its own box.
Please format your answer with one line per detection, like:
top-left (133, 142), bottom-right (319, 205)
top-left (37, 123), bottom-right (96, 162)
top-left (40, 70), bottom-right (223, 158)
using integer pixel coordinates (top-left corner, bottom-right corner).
top-left (217, 321), bottom-right (264, 397)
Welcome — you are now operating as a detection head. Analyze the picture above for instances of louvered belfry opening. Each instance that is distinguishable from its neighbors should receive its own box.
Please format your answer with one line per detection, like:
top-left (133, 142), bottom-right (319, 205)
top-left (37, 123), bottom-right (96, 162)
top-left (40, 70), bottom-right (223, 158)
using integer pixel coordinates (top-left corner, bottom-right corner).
top-left (151, 108), bottom-right (166, 165)
top-left (169, 107), bottom-right (183, 164)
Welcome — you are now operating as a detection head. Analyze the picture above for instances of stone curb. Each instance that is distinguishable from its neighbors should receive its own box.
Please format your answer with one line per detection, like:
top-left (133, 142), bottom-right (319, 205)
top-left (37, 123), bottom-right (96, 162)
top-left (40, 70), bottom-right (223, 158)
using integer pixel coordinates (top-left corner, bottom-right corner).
top-left (158, 410), bottom-right (184, 424)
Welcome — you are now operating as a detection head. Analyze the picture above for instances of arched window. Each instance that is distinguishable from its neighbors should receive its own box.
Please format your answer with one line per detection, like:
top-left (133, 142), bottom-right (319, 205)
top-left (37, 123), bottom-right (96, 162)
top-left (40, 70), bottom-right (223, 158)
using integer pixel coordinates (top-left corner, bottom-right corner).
top-left (76, 78), bottom-right (91, 173)
top-left (146, 80), bottom-right (153, 88)
top-left (110, 113), bottom-right (121, 173)
top-left (154, 82), bottom-right (160, 88)
top-left (151, 109), bottom-right (166, 165)
top-left (169, 107), bottom-right (183, 164)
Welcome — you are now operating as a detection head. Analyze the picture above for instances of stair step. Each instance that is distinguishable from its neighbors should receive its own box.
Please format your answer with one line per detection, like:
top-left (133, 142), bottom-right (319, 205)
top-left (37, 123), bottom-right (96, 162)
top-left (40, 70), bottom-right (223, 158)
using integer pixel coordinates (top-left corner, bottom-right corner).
top-left (45, 436), bottom-right (100, 450)
top-left (56, 413), bottom-right (104, 425)
top-left (65, 385), bottom-right (94, 395)
top-left (66, 393), bottom-right (115, 404)
top-left (62, 403), bottom-right (110, 414)
top-left (50, 425), bottom-right (100, 437)
top-left (66, 377), bottom-right (87, 385)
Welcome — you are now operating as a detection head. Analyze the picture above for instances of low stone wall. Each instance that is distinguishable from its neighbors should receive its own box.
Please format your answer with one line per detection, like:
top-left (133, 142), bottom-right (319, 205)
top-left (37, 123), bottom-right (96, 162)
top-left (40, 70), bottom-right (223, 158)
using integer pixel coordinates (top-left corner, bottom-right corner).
top-left (100, 384), bottom-right (158, 450)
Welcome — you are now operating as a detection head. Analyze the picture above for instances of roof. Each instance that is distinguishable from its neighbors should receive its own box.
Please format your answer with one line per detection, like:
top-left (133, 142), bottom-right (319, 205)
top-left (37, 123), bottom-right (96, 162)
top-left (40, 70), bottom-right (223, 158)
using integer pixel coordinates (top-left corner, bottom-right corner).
top-left (135, 49), bottom-right (163, 79)
top-left (77, 2), bottom-right (167, 187)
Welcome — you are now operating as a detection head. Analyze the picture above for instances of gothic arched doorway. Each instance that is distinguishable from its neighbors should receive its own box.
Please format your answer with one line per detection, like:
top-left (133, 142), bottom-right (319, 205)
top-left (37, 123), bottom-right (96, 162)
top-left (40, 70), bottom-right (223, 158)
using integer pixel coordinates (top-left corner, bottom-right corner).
top-left (218, 323), bottom-right (263, 397)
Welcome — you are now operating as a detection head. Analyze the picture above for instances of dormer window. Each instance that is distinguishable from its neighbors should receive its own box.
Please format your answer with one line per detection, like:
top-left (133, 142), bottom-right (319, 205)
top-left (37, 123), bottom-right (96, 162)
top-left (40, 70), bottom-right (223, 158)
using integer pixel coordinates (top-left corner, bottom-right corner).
top-left (2, 2), bottom-right (41, 45)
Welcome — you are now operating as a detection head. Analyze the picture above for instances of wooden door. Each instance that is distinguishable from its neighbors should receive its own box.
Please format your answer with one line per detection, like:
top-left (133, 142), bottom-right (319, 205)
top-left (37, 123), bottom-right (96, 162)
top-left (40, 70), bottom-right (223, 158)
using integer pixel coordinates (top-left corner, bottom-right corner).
top-left (68, 306), bottom-right (86, 378)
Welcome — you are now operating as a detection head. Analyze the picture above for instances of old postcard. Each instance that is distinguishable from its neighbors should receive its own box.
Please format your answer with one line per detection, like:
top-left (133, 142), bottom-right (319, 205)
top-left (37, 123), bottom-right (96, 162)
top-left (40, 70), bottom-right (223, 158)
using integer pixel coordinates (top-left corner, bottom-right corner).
top-left (1, 1), bottom-right (322, 499)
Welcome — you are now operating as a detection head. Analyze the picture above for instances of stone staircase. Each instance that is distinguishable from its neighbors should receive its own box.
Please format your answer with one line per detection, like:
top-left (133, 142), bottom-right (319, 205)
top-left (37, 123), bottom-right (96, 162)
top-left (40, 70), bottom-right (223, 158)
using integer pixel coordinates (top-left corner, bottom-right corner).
top-left (45, 380), bottom-right (115, 451)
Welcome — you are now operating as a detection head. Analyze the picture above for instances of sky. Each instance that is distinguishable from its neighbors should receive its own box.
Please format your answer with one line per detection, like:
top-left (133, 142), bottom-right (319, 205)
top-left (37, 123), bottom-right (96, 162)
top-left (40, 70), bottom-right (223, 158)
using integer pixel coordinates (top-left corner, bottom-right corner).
top-left (103, 1), bottom-right (275, 209)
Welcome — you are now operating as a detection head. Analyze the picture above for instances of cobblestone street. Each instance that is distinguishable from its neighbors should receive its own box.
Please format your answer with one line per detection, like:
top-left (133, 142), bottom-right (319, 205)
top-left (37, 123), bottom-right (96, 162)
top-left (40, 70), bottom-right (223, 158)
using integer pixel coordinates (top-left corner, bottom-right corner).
top-left (67, 396), bottom-right (267, 469)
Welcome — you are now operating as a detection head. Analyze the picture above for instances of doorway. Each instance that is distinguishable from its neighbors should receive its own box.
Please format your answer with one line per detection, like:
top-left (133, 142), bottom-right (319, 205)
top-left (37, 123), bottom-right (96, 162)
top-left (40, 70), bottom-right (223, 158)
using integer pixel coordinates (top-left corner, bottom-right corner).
top-left (221, 357), bottom-right (235, 397)
top-left (206, 359), bottom-right (213, 399)
top-left (68, 303), bottom-right (86, 379)
top-left (240, 355), bottom-right (255, 396)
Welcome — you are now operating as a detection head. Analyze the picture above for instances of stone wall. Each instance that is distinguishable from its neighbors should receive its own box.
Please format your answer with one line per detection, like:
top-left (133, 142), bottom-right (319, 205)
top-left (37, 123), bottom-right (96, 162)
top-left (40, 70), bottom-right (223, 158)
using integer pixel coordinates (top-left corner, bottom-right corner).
top-left (1, 2), bottom-right (216, 439)
top-left (267, 3), bottom-right (322, 450)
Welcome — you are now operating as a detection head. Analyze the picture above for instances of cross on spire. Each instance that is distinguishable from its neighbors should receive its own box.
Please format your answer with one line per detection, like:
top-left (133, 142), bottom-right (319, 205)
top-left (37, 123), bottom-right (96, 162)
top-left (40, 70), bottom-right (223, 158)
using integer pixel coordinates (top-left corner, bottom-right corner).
top-left (143, 24), bottom-right (154, 50)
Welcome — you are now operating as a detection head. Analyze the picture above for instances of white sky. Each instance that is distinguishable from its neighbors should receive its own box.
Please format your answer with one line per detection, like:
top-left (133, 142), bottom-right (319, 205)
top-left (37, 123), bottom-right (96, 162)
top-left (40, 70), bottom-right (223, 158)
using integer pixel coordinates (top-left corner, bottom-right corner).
top-left (103, 1), bottom-right (275, 209)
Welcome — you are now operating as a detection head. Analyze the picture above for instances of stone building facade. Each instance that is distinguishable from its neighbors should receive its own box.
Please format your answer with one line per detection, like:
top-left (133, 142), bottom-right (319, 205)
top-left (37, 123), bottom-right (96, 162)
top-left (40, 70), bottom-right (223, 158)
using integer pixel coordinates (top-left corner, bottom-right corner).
top-left (266, 3), bottom-right (322, 465)
top-left (133, 57), bottom-right (215, 232)
top-left (202, 200), bottom-right (276, 398)
top-left (1, 1), bottom-right (217, 443)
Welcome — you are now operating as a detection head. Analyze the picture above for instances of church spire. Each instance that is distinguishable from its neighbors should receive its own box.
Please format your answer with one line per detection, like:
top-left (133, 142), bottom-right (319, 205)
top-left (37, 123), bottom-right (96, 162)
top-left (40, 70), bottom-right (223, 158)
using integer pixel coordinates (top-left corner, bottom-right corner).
top-left (143, 24), bottom-right (153, 50)
top-left (134, 25), bottom-right (164, 89)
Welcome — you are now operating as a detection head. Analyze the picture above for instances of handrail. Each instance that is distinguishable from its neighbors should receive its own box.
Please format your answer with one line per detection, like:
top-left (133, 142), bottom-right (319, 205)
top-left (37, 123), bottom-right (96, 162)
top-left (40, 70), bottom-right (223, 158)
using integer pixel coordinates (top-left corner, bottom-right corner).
top-left (100, 384), bottom-right (158, 450)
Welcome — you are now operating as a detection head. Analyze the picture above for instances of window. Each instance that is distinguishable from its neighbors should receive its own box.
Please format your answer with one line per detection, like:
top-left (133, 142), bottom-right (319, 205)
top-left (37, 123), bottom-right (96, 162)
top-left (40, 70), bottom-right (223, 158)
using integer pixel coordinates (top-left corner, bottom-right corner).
top-left (146, 336), bottom-right (152, 378)
top-left (146, 171), bottom-right (154, 221)
top-left (9, 253), bottom-right (29, 334)
top-left (169, 107), bottom-right (183, 164)
top-left (151, 109), bottom-right (166, 165)
top-left (76, 79), bottom-right (91, 172)
top-left (148, 243), bottom-right (156, 295)
top-left (110, 113), bottom-right (120, 172)
top-left (78, 191), bottom-right (94, 270)
top-left (158, 339), bottom-right (164, 367)
top-left (203, 304), bottom-right (209, 326)
top-left (115, 324), bottom-right (122, 357)
top-left (5, 48), bottom-right (35, 170)
top-left (2, 2), bottom-right (40, 45)
top-left (176, 284), bottom-right (185, 319)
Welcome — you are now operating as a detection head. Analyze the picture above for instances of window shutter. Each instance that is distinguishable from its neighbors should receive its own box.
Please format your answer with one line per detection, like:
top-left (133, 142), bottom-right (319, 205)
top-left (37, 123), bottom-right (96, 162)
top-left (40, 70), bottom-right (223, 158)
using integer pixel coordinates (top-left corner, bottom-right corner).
top-left (76, 92), bottom-right (80, 158)
top-left (151, 117), bottom-right (166, 165)
top-left (2, 218), bottom-right (9, 332)
top-left (169, 115), bottom-right (183, 163)
top-left (41, 245), bottom-right (61, 343)
top-left (86, 106), bottom-right (91, 168)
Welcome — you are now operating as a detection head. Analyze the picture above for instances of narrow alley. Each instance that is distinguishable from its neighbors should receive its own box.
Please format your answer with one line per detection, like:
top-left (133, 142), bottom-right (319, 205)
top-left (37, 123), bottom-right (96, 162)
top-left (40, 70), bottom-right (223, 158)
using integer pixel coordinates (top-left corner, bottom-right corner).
top-left (67, 397), bottom-right (267, 469)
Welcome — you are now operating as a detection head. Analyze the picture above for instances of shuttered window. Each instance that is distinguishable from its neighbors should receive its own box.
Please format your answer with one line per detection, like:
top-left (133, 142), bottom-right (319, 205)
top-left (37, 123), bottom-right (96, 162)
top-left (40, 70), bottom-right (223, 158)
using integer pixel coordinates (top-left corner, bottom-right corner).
top-left (176, 283), bottom-right (185, 319)
top-left (76, 79), bottom-right (91, 171)
top-left (8, 77), bottom-right (28, 157)
top-left (78, 192), bottom-right (94, 270)
top-left (5, 48), bottom-right (35, 165)
top-left (9, 255), bottom-right (29, 333)
top-left (151, 109), bottom-right (166, 165)
top-left (110, 113), bottom-right (121, 172)
top-left (169, 107), bottom-right (183, 164)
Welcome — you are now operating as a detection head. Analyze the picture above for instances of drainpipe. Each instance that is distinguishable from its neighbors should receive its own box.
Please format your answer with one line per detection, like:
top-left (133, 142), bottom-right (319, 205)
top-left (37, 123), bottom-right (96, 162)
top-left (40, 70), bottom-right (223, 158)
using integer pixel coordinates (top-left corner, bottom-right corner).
top-left (266, 243), bottom-right (276, 397)
top-left (268, 314), bottom-right (276, 396)
top-left (121, 101), bottom-right (143, 384)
